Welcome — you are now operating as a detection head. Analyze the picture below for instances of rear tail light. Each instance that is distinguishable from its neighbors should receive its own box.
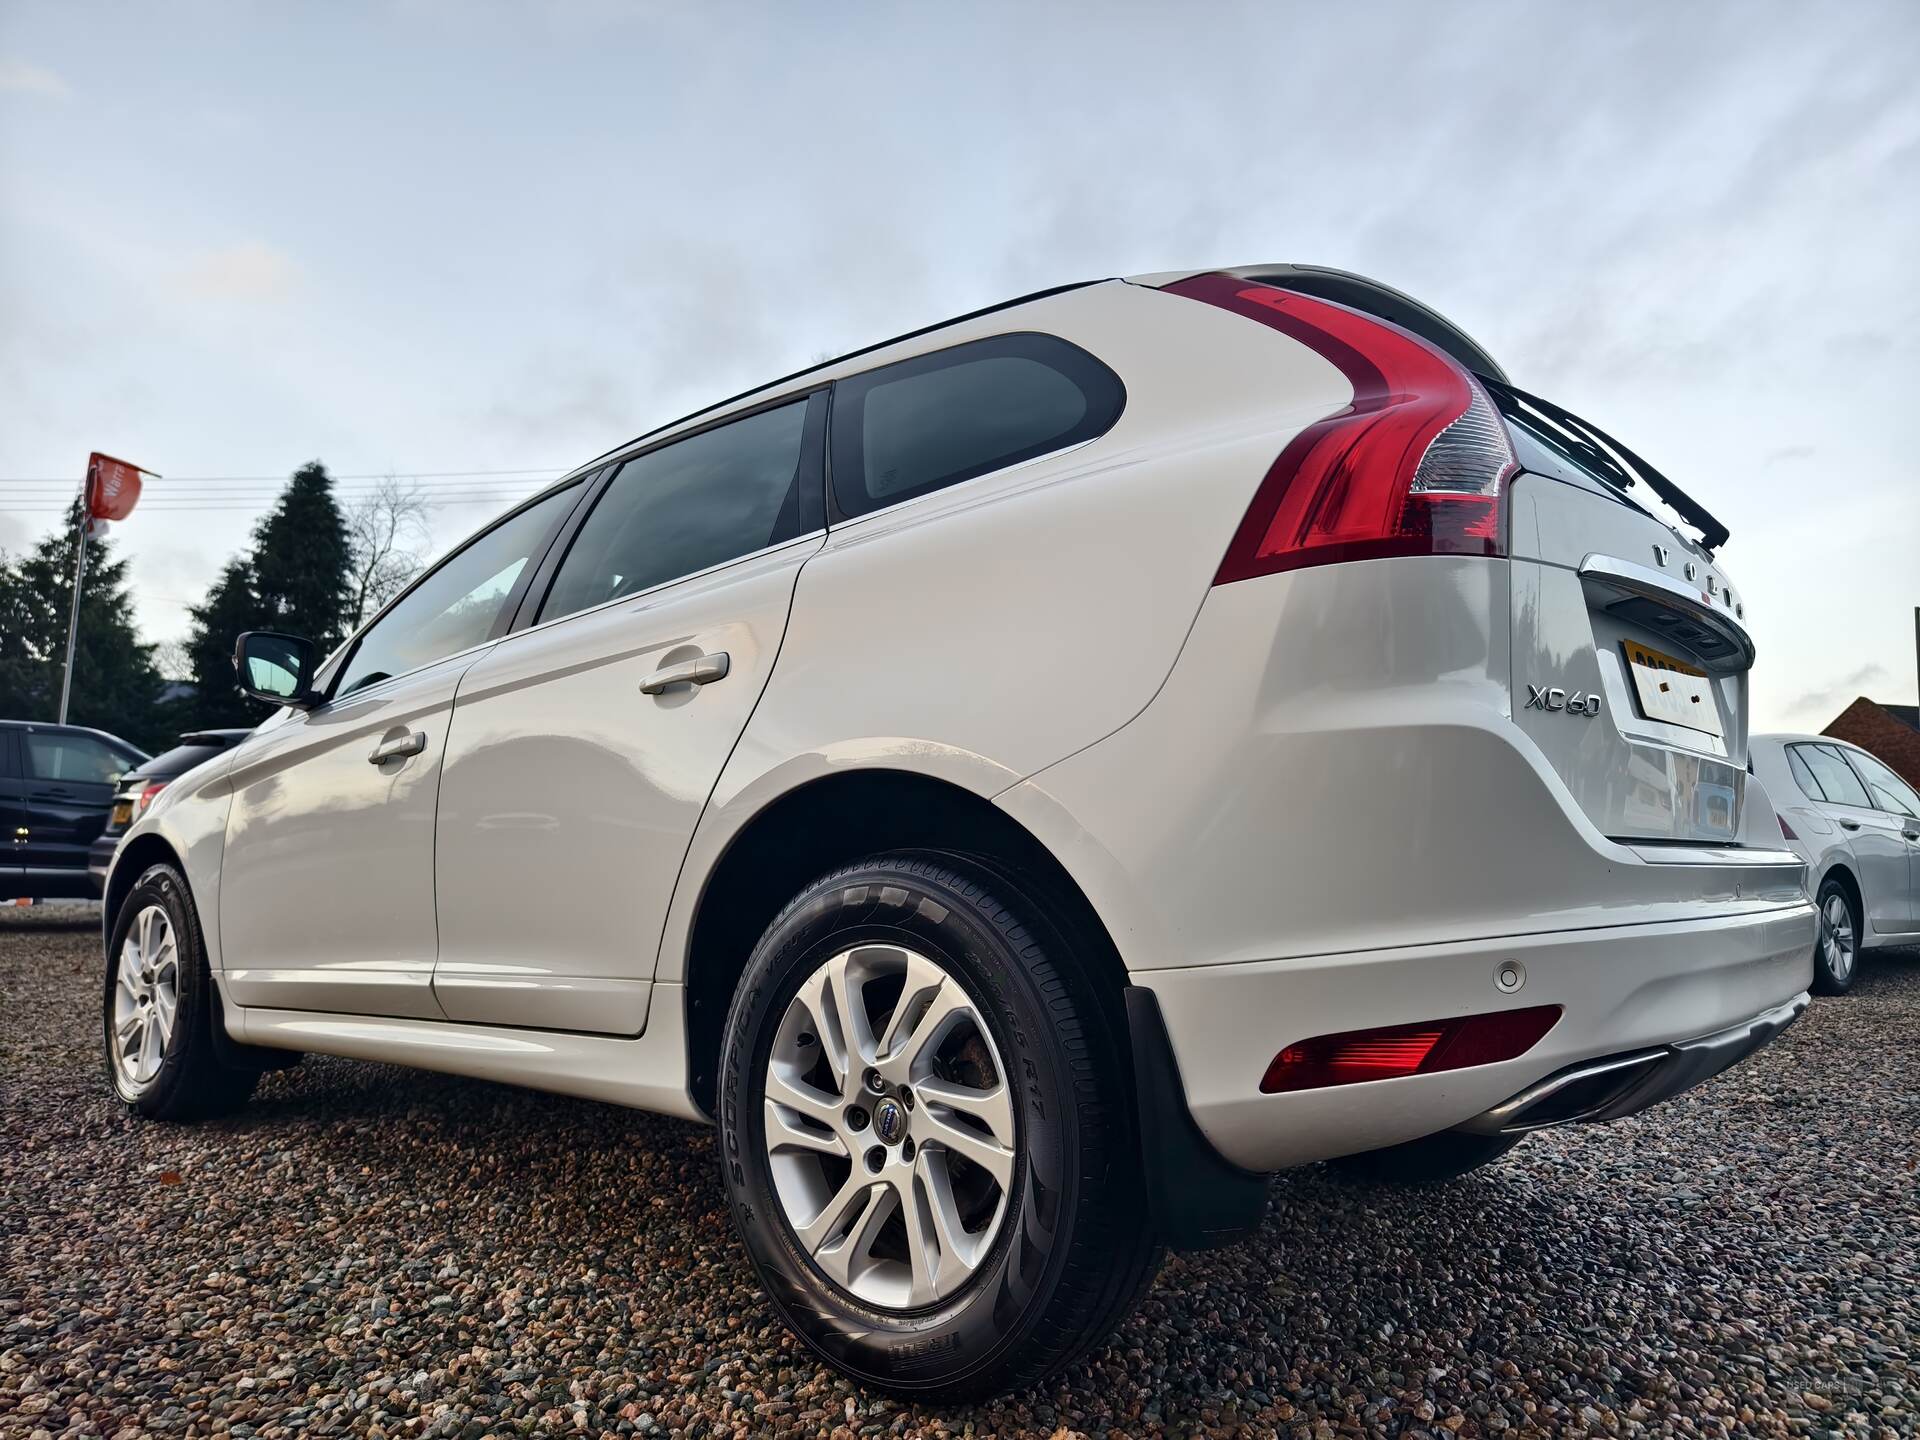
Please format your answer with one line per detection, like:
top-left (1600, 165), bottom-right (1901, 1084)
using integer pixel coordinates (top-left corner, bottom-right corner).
top-left (1260, 1005), bottom-right (1561, 1094)
top-left (1166, 274), bottom-right (1519, 583)
top-left (1779, 814), bottom-right (1799, 841)
top-left (135, 780), bottom-right (169, 816)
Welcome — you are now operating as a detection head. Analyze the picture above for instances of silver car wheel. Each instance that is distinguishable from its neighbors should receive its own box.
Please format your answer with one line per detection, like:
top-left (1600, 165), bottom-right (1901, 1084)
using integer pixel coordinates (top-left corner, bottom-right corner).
top-left (112, 904), bottom-right (181, 1094)
top-left (762, 943), bottom-right (1017, 1311)
top-left (1819, 892), bottom-right (1855, 983)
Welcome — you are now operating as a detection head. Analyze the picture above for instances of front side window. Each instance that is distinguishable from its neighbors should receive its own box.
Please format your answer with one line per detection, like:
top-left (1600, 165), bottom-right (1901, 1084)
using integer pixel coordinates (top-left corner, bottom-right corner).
top-left (26, 731), bottom-right (134, 784)
top-left (540, 397), bottom-right (817, 623)
top-left (1791, 743), bottom-right (1873, 809)
top-left (335, 482), bottom-right (580, 697)
top-left (1842, 748), bottom-right (1920, 818)
top-left (830, 333), bottom-right (1125, 518)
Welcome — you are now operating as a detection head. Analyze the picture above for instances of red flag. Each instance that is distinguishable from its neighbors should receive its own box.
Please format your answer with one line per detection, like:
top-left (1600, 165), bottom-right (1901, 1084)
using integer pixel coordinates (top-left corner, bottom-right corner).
top-left (86, 452), bottom-right (149, 521)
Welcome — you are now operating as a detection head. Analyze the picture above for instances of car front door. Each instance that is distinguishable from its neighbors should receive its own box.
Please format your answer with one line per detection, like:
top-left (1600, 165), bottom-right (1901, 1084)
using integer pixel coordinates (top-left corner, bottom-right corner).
top-left (432, 393), bottom-right (826, 1033)
top-left (1791, 742), bottom-right (1913, 938)
top-left (1839, 747), bottom-right (1920, 932)
top-left (219, 481), bottom-right (587, 1018)
top-left (16, 726), bottom-right (142, 895)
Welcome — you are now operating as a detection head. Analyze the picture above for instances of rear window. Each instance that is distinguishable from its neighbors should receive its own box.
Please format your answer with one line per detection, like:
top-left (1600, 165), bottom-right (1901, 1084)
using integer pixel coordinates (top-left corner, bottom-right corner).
top-left (135, 743), bottom-right (226, 780)
top-left (830, 333), bottom-right (1124, 517)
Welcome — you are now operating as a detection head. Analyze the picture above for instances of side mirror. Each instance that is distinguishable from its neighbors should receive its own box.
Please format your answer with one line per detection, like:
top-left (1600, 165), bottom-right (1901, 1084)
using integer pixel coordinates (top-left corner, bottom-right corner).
top-left (233, 631), bottom-right (319, 708)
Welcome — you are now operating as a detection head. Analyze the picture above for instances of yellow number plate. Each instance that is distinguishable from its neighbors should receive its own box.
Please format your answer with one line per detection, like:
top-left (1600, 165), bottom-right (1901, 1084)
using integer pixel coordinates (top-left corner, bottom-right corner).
top-left (110, 800), bottom-right (134, 827)
top-left (1623, 641), bottom-right (1721, 737)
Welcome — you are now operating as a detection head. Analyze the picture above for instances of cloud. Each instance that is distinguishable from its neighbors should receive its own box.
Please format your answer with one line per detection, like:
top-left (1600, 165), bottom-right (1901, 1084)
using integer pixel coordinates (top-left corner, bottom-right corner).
top-left (179, 241), bottom-right (300, 302)
top-left (0, 59), bottom-right (69, 98)
top-left (1785, 663), bottom-right (1892, 722)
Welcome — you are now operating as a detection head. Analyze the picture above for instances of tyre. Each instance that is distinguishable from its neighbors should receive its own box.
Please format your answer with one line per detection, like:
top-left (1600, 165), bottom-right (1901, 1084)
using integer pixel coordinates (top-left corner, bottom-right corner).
top-left (102, 863), bottom-right (258, 1120)
top-left (717, 851), bottom-right (1161, 1401)
top-left (1811, 876), bottom-right (1860, 996)
top-left (1328, 1129), bottom-right (1525, 1184)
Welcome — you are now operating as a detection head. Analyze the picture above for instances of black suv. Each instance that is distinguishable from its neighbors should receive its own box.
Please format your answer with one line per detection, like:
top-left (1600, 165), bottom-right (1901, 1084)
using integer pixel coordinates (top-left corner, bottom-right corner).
top-left (1, 721), bottom-right (149, 902)
top-left (85, 729), bottom-right (252, 894)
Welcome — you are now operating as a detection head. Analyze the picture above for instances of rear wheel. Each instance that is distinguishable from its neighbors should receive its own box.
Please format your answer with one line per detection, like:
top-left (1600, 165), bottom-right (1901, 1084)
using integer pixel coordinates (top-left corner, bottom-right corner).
top-left (717, 852), bottom-right (1160, 1401)
top-left (1328, 1129), bottom-right (1525, 1184)
top-left (1811, 877), bottom-right (1860, 996)
top-left (102, 863), bottom-right (258, 1120)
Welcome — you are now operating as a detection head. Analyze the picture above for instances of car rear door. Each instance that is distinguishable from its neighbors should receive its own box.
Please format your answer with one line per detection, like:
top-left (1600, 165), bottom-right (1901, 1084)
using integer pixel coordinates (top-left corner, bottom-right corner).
top-left (220, 482), bottom-right (587, 1019)
top-left (0, 731), bottom-right (25, 897)
top-left (1791, 742), bottom-right (1914, 937)
top-left (432, 392), bottom-right (826, 1034)
top-left (1836, 746), bottom-right (1920, 932)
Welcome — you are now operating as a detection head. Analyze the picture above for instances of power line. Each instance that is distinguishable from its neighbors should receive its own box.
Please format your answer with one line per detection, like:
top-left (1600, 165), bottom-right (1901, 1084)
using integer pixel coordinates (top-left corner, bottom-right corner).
top-left (0, 467), bottom-right (565, 484)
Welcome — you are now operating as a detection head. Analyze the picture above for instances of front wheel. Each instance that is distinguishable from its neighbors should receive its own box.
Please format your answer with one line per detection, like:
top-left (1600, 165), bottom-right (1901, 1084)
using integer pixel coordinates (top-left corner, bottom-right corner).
top-left (1811, 877), bottom-right (1860, 996)
top-left (102, 863), bottom-right (258, 1120)
top-left (717, 852), bottom-right (1161, 1402)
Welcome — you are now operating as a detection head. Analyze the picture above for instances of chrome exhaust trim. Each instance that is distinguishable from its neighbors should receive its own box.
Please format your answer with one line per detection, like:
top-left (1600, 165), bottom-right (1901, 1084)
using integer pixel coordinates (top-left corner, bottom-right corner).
top-left (1456, 993), bottom-right (1810, 1137)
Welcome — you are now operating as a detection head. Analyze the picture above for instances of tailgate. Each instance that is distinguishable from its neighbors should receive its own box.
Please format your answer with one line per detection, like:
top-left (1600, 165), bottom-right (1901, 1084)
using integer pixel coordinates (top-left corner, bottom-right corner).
top-left (1508, 472), bottom-right (1755, 844)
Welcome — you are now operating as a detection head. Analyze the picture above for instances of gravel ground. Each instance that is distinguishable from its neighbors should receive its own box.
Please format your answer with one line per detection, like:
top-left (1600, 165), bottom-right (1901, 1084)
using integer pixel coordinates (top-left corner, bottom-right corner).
top-left (2, 908), bottom-right (1915, 1440)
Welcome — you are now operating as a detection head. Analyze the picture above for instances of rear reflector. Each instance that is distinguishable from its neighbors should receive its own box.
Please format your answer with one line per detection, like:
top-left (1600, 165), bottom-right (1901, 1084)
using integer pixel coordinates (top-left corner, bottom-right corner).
top-left (1166, 273), bottom-right (1518, 583)
top-left (1259, 1005), bottom-right (1562, 1094)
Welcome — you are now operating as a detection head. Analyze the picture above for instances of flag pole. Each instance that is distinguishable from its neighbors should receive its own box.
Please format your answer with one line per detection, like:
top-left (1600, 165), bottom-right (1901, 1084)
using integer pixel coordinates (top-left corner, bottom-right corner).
top-left (57, 476), bottom-right (90, 724)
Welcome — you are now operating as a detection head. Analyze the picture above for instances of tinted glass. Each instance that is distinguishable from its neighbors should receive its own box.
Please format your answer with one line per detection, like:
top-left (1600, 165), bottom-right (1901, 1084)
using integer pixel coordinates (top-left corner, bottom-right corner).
top-left (1794, 744), bottom-right (1872, 808)
top-left (1785, 747), bottom-right (1824, 802)
top-left (831, 333), bottom-right (1125, 517)
top-left (136, 743), bottom-right (226, 781)
top-left (1843, 748), bottom-right (1920, 818)
top-left (337, 483), bottom-right (579, 697)
top-left (541, 399), bottom-right (813, 622)
top-left (26, 732), bottom-right (132, 784)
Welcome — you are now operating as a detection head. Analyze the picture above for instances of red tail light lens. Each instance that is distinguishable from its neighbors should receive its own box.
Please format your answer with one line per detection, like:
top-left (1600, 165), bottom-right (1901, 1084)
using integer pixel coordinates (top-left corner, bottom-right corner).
top-left (135, 780), bottom-right (169, 816)
top-left (1259, 1005), bottom-right (1561, 1094)
top-left (1166, 273), bottom-right (1518, 583)
top-left (1778, 814), bottom-right (1799, 841)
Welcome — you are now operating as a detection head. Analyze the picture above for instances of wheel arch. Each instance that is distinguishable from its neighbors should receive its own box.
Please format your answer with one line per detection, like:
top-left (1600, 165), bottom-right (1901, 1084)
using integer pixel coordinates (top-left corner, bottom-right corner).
top-left (104, 832), bottom-right (187, 942)
top-left (678, 767), bottom-right (1130, 1117)
top-left (1816, 861), bottom-right (1864, 936)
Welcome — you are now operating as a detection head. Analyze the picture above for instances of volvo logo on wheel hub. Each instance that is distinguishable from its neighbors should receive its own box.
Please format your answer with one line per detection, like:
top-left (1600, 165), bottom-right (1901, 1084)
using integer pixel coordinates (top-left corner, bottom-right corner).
top-left (873, 1098), bottom-right (905, 1145)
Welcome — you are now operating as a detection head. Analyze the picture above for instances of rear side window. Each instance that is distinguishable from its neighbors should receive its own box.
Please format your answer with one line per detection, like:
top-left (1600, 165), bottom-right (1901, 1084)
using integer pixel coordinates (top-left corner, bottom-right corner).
top-left (540, 395), bottom-right (821, 622)
top-left (1785, 747), bottom-right (1824, 802)
top-left (830, 333), bottom-right (1124, 518)
top-left (1791, 744), bottom-right (1873, 808)
top-left (25, 731), bottom-right (134, 784)
top-left (1843, 748), bottom-right (1920, 818)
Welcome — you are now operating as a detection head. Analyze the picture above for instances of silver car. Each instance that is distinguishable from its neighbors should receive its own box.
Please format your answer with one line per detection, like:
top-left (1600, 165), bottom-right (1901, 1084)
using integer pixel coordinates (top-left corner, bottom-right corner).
top-left (1751, 734), bottom-right (1920, 992)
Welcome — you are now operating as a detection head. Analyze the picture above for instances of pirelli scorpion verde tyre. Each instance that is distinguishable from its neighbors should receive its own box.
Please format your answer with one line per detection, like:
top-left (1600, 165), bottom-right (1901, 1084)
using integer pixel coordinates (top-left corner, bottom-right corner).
top-left (717, 852), bottom-right (1161, 1401)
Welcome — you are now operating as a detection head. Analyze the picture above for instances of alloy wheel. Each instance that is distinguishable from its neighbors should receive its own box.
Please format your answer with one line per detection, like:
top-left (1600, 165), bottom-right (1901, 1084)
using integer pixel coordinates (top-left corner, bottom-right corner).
top-left (112, 904), bottom-right (181, 1093)
top-left (1820, 891), bottom-right (1856, 984)
top-left (762, 943), bottom-right (1017, 1310)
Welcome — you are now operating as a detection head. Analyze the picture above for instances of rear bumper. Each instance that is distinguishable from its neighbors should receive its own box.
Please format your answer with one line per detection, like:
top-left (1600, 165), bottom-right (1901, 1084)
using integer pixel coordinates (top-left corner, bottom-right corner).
top-left (1455, 991), bottom-right (1807, 1134)
top-left (1136, 901), bottom-right (1814, 1173)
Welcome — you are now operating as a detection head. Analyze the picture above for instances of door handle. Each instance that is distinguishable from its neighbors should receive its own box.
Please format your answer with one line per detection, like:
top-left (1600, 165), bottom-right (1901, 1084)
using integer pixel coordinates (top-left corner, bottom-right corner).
top-left (1838, 819), bottom-right (1860, 831)
top-left (639, 651), bottom-right (730, 695)
top-left (368, 731), bottom-right (428, 765)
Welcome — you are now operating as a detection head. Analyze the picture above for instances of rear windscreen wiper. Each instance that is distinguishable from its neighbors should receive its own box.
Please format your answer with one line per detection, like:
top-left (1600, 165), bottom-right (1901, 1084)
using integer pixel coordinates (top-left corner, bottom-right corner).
top-left (1484, 378), bottom-right (1731, 553)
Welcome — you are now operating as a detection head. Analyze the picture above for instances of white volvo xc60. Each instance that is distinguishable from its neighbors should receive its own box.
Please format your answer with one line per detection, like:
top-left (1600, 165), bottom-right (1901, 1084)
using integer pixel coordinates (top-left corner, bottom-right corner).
top-left (103, 265), bottom-right (1815, 1399)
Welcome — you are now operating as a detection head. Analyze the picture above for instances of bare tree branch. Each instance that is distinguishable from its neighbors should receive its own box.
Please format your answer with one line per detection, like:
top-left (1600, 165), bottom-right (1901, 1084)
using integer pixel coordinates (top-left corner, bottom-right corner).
top-left (345, 475), bottom-right (430, 631)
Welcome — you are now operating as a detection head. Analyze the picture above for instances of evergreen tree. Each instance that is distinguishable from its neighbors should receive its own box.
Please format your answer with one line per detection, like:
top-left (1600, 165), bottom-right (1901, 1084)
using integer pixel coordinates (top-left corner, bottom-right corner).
top-left (251, 460), bottom-right (351, 654)
top-left (0, 499), bottom-right (166, 750)
top-left (181, 557), bottom-right (262, 730)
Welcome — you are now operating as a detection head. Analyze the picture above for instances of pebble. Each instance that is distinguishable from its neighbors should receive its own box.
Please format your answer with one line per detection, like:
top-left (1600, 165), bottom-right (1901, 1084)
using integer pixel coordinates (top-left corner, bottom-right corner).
top-left (3, 909), bottom-right (1914, 1437)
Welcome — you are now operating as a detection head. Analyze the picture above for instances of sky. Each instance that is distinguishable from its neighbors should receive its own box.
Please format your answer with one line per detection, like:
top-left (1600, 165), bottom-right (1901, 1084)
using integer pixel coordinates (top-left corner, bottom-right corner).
top-left (1, 0), bottom-right (1916, 732)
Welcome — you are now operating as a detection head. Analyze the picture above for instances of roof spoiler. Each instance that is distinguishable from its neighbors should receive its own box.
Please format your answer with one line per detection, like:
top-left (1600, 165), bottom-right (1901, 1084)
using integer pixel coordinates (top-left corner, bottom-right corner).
top-left (1223, 264), bottom-right (1509, 384)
